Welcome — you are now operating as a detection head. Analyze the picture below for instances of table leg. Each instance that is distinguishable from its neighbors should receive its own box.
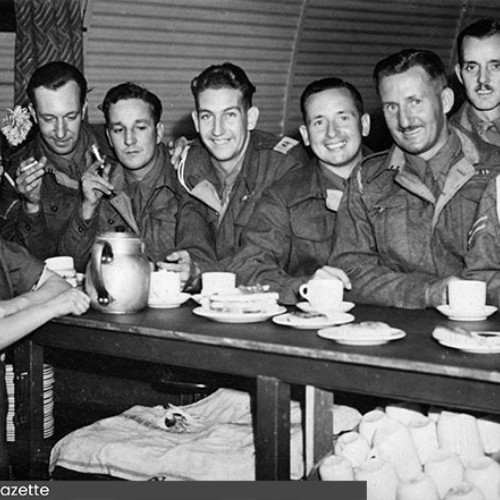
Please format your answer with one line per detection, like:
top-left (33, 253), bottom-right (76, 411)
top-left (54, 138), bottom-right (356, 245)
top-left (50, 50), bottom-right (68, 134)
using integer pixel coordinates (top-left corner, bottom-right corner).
top-left (255, 375), bottom-right (290, 480)
top-left (13, 339), bottom-right (46, 479)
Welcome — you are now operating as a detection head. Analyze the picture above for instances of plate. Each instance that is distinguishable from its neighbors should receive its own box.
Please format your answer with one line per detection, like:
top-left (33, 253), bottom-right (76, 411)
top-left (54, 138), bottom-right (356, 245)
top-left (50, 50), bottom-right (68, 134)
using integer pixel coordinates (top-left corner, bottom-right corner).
top-left (317, 326), bottom-right (406, 346)
top-left (272, 312), bottom-right (354, 330)
top-left (296, 301), bottom-right (355, 314)
top-left (148, 293), bottom-right (191, 309)
top-left (436, 305), bottom-right (497, 321)
top-left (434, 338), bottom-right (500, 354)
top-left (193, 306), bottom-right (286, 323)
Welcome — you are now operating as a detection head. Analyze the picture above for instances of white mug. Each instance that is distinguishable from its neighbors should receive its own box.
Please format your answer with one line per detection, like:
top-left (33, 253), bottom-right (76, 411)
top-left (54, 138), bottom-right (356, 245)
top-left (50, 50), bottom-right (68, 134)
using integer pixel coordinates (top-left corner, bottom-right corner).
top-left (45, 256), bottom-right (77, 287)
top-left (149, 270), bottom-right (181, 302)
top-left (201, 272), bottom-right (236, 295)
top-left (298, 279), bottom-right (343, 312)
top-left (448, 280), bottom-right (486, 313)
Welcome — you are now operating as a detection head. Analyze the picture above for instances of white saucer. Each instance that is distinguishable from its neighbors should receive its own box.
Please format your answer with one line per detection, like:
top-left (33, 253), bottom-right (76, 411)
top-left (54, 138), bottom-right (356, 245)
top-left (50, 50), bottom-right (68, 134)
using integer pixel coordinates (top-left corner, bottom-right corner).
top-left (434, 338), bottom-right (500, 354)
top-left (317, 326), bottom-right (406, 346)
top-left (272, 312), bottom-right (354, 330)
top-left (193, 306), bottom-right (286, 324)
top-left (148, 293), bottom-right (191, 309)
top-left (436, 305), bottom-right (497, 321)
top-left (296, 301), bottom-right (355, 314)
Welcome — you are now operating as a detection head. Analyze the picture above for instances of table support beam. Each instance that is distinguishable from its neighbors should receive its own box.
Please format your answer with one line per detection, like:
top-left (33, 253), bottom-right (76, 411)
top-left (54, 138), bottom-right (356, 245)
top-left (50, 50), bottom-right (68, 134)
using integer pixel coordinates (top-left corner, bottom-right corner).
top-left (255, 375), bottom-right (290, 480)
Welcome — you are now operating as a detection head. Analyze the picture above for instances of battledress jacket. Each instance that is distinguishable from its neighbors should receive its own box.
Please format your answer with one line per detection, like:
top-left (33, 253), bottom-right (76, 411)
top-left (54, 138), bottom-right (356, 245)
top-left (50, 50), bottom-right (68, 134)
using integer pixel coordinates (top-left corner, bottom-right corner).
top-left (330, 126), bottom-right (500, 309)
top-left (58, 143), bottom-right (179, 272)
top-left (228, 159), bottom-right (342, 304)
top-left (0, 122), bottom-right (103, 260)
top-left (464, 175), bottom-right (500, 306)
top-left (175, 130), bottom-right (308, 273)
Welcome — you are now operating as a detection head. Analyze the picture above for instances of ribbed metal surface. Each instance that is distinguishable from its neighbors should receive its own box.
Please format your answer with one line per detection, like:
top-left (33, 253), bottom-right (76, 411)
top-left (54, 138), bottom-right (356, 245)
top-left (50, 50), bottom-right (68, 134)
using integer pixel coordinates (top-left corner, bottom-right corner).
top-left (85, 0), bottom-right (302, 138)
top-left (0, 33), bottom-right (15, 112)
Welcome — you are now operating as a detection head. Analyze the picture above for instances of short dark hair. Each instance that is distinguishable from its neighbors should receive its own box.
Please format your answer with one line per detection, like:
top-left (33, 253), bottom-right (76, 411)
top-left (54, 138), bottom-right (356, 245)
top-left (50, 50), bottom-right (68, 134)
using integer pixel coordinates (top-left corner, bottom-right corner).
top-left (191, 62), bottom-right (256, 110)
top-left (100, 82), bottom-right (163, 125)
top-left (373, 48), bottom-right (448, 93)
top-left (300, 77), bottom-right (364, 122)
top-left (457, 18), bottom-right (500, 64)
top-left (27, 61), bottom-right (87, 108)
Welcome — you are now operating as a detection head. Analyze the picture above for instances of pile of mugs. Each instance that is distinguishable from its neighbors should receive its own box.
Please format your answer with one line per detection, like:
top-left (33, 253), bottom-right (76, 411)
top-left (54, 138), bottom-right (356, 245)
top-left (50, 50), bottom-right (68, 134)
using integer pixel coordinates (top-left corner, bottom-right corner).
top-left (319, 402), bottom-right (500, 500)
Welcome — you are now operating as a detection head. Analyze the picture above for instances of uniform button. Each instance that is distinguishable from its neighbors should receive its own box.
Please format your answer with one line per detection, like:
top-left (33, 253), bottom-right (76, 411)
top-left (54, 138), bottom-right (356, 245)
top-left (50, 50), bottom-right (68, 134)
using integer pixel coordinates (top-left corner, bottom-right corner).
top-left (24, 223), bottom-right (31, 231)
top-left (77, 225), bottom-right (84, 233)
top-left (51, 205), bottom-right (58, 212)
top-left (107, 218), bottom-right (114, 225)
top-left (115, 225), bottom-right (126, 232)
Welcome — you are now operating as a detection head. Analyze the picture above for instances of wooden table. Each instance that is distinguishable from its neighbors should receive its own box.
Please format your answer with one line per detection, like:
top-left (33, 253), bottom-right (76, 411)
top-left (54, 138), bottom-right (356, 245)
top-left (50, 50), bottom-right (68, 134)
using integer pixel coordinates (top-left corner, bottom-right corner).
top-left (12, 303), bottom-right (500, 480)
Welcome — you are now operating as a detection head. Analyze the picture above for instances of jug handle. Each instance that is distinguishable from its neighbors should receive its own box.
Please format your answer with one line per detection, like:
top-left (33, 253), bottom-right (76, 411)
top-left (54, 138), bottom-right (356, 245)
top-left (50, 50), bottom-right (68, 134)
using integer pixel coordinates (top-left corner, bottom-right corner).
top-left (90, 240), bottom-right (114, 306)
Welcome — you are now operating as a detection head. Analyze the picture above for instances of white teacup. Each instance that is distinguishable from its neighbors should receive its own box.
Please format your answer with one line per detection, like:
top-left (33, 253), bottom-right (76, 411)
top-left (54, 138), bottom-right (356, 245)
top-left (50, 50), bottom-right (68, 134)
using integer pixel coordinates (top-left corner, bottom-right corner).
top-left (448, 280), bottom-right (486, 313)
top-left (201, 272), bottom-right (236, 295)
top-left (149, 270), bottom-right (181, 302)
top-left (299, 279), bottom-right (343, 312)
top-left (45, 256), bottom-right (77, 287)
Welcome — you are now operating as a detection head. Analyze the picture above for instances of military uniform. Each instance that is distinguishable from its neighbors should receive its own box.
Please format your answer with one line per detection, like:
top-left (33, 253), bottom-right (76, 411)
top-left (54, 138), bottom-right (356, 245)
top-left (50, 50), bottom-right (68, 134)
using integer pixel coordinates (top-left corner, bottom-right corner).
top-left (228, 159), bottom-right (344, 304)
top-left (464, 175), bottom-right (500, 306)
top-left (330, 127), bottom-right (500, 309)
top-left (0, 238), bottom-right (44, 478)
top-left (176, 130), bottom-right (308, 273)
top-left (59, 143), bottom-right (179, 272)
top-left (0, 123), bottom-right (105, 260)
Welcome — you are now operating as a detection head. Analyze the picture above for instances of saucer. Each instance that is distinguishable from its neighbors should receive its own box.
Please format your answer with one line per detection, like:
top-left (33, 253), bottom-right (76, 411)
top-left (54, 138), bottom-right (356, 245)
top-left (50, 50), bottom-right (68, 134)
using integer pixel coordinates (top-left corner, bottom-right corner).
top-left (296, 301), bottom-right (355, 314)
top-left (272, 312), bottom-right (354, 330)
top-left (436, 305), bottom-right (497, 321)
top-left (148, 293), bottom-right (191, 309)
top-left (193, 306), bottom-right (286, 323)
top-left (317, 326), bottom-right (406, 346)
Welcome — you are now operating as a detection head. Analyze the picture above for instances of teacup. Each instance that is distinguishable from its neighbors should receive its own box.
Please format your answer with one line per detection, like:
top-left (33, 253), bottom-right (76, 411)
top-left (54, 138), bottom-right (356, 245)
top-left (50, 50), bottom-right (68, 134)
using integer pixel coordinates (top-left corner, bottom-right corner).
top-left (45, 256), bottom-right (77, 287)
top-left (448, 280), bottom-right (486, 313)
top-left (149, 270), bottom-right (181, 303)
top-left (298, 278), bottom-right (343, 312)
top-left (201, 272), bottom-right (236, 296)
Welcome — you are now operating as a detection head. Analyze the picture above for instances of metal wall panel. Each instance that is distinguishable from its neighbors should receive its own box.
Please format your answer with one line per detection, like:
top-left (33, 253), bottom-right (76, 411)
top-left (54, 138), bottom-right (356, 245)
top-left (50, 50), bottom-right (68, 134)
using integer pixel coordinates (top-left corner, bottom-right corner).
top-left (85, 0), bottom-right (303, 139)
top-left (0, 33), bottom-right (15, 112)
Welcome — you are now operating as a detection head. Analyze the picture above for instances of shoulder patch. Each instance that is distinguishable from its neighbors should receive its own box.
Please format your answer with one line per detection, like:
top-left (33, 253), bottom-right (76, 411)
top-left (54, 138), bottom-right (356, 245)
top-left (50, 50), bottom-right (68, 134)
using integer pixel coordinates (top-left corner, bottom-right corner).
top-left (273, 136), bottom-right (299, 154)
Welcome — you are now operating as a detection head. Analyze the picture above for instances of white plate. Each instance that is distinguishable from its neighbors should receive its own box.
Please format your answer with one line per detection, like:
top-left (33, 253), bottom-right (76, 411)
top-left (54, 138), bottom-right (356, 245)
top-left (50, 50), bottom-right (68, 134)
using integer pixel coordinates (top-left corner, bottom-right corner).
top-left (272, 312), bottom-right (354, 330)
top-left (318, 326), bottom-right (406, 346)
top-left (296, 301), bottom-right (355, 314)
top-left (435, 338), bottom-right (500, 354)
top-left (193, 306), bottom-right (286, 323)
top-left (148, 293), bottom-right (191, 309)
top-left (436, 305), bottom-right (497, 321)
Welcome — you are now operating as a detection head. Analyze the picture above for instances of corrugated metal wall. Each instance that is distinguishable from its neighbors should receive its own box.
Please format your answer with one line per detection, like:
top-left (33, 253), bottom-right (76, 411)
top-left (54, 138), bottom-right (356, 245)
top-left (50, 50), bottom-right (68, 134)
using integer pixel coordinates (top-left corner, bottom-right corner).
top-left (0, 0), bottom-right (499, 140)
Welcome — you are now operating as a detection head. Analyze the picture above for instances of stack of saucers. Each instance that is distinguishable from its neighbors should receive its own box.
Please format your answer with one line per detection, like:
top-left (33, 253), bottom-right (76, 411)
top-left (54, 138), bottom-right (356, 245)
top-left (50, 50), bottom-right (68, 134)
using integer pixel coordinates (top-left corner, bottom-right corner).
top-left (5, 364), bottom-right (55, 442)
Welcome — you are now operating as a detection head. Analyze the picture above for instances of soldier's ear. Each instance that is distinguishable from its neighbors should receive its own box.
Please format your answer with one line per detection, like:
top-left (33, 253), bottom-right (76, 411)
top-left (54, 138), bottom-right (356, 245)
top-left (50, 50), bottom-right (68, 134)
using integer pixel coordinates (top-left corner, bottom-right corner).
top-left (361, 113), bottom-right (371, 137)
top-left (441, 87), bottom-right (455, 115)
top-left (299, 124), bottom-right (310, 146)
top-left (156, 121), bottom-right (165, 144)
top-left (454, 63), bottom-right (464, 85)
top-left (247, 106), bottom-right (259, 130)
top-left (191, 110), bottom-right (200, 133)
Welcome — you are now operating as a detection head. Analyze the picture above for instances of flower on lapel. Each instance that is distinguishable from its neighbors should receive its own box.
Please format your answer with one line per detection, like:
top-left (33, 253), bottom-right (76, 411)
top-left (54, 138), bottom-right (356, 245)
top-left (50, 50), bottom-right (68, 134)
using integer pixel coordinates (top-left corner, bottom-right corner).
top-left (1, 106), bottom-right (33, 146)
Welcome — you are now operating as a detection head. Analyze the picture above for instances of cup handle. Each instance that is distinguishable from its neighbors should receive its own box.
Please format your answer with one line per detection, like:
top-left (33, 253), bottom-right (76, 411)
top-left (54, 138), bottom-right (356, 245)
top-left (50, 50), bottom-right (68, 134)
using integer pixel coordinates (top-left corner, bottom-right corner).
top-left (299, 284), bottom-right (308, 300)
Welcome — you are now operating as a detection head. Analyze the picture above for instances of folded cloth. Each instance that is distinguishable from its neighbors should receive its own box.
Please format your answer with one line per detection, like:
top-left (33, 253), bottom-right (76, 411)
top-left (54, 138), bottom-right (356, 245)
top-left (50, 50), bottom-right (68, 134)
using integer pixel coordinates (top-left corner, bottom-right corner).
top-left (49, 388), bottom-right (304, 481)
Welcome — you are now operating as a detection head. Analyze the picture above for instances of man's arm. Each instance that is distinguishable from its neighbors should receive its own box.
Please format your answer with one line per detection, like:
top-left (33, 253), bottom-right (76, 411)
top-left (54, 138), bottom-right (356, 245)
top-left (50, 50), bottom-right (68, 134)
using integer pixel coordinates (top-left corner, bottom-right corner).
top-left (330, 176), bottom-right (440, 309)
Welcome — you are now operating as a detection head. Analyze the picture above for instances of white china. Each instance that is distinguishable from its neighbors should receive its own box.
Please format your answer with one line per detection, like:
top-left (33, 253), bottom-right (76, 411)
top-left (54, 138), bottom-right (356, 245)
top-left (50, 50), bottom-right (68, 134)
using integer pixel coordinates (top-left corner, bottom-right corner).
top-left (148, 292), bottom-right (191, 309)
top-left (448, 280), bottom-right (486, 314)
top-left (318, 454), bottom-right (354, 480)
top-left (359, 410), bottom-right (392, 445)
top-left (298, 278), bottom-right (344, 312)
top-left (424, 449), bottom-right (464, 499)
top-left (444, 482), bottom-right (486, 500)
top-left (334, 431), bottom-right (370, 468)
top-left (193, 305), bottom-right (286, 324)
top-left (149, 270), bottom-right (181, 302)
top-left (201, 272), bottom-right (236, 295)
top-left (408, 417), bottom-right (439, 466)
top-left (477, 415), bottom-right (500, 454)
top-left (436, 305), bottom-right (497, 322)
top-left (464, 457), bottom-right (500, 500)
top-left (296, 301), bottom-right (355, 314)
top-left (317, 326), bottom-right (405, 346)
top-left (45, 255), bottom-right (77, 287)
top-left (396, 472), bottom-right (440, 500)
top-left (385, 402), bottom-right (425, 426)
top-left (354, 458), bottom-right (398, 500)
top-left (273, 312), bottom-right (354, 330)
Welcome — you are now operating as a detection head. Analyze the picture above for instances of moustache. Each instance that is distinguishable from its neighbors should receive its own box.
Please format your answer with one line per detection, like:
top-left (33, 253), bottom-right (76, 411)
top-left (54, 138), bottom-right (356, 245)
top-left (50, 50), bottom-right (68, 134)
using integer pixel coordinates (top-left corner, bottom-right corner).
top-left (475, 84), bottom-right (494, 93)
top-left (399, 125), bottom-right (421, 133)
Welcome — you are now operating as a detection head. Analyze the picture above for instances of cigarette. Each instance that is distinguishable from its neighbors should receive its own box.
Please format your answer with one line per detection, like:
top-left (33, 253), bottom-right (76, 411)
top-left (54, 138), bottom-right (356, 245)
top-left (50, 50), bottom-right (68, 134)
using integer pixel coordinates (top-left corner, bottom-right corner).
top-left (3, 172), bottom-right (16, 189)
top-left (20, 160), bottom-right (38, 172)
top-left (91, 144), bottom-right (104, 164)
